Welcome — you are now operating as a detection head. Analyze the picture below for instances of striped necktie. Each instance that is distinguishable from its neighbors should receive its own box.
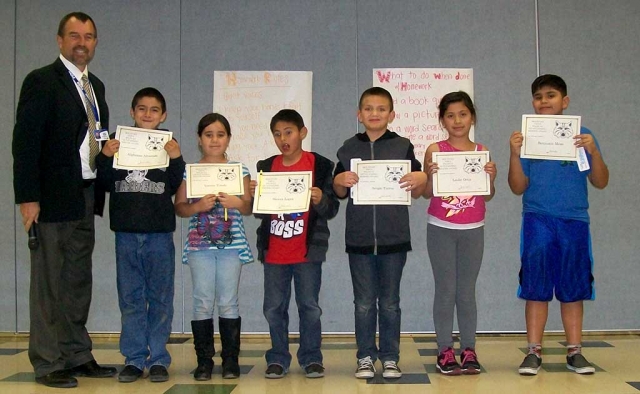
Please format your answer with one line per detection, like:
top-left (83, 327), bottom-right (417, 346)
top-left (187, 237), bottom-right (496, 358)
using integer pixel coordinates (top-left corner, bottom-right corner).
top-left (81, 74), bottom-right (99, 171)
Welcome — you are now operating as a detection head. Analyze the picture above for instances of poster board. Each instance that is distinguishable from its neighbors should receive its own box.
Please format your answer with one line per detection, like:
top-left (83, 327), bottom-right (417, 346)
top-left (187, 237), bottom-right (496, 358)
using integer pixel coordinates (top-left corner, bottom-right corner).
top-left (213, 71), bottom-right (312, 178)
top-left (373, 68), bottom-right (474, 165)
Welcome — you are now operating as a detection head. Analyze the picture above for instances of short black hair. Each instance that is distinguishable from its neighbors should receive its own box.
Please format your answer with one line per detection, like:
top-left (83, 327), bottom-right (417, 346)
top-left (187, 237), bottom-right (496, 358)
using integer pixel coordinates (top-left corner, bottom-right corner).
top-left (438, 91), bottom-right (477, 123)
top-left (131, 87), bottom-right (166, 113)
top-left (57, 12), bottom-right (97, 38)
top-left (359, 87), bottom-right (394, 112)
top-left (197, 113), bottom-right (231, 137)
top-left (531, 74), bottom-right (567, 96)
top-left (270, 109), bottom-right (305, 132)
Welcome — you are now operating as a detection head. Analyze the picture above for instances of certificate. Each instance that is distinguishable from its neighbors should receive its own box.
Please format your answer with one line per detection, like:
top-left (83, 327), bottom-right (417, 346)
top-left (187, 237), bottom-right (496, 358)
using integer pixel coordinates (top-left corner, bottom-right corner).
top-left (432, 151), bottom-right (490, 197)
top-left (253, 171), bottom-right (312, 214)
top-left (521, 114), bottom-right (581, 161)
top-left (113, 126), bottom-right (171, 170)
top-left (352, 160), bottom-right (411, 205)
top-left (186, 163), bottom-right (244, 198)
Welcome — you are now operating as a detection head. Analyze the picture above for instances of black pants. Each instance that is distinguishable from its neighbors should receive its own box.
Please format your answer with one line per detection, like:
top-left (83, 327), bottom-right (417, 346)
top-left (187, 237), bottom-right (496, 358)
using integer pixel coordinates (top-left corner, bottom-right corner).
top-left (28, 186), bottom-right (96, 377)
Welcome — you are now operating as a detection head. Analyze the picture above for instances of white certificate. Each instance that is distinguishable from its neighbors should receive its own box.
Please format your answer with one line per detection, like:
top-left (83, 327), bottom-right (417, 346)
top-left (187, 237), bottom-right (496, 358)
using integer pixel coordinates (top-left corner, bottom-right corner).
top-left (352, 160), bottom-right (411, 205)
top-left (113, 126), bottom-right (171, 170)
top-left (253, 171), bottom-right (312, 214)
top-left (432, 151), bottom-right (491, 197)
top-left (521, 114), bottom-right (581, 161)
top-left (186, 163), bottom-right (244, 198)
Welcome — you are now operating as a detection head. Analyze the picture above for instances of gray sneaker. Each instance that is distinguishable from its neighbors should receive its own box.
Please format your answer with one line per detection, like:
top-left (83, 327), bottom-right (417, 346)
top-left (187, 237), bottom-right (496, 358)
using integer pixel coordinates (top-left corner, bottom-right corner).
top-left (518, 353), bottom-right (542, 375)
top-left (264, 364), bottom-right (286, 379)
top-left (566, 353), bottom-right (595, 374)
top-left (304, 363), bottom-right (325, 378)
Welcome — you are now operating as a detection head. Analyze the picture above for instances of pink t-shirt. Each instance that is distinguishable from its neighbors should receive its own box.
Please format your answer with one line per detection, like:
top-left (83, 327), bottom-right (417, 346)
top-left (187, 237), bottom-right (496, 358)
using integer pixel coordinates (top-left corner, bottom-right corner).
top-left (427, 140), bottom-right (486, 228)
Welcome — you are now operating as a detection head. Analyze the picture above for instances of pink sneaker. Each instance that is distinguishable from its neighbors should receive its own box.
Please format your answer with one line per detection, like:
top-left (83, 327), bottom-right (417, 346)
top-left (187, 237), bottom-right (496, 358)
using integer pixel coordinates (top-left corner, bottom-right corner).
top-left (460, 348), bottom-right (481, 374)
top-left (436, 347), bottom-right (461, 375)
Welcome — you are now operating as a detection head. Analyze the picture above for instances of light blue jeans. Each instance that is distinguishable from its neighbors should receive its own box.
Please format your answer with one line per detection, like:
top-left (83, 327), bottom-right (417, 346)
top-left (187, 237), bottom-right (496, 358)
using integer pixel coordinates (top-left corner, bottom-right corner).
top-left (188, 249), bottom-right (243, 320)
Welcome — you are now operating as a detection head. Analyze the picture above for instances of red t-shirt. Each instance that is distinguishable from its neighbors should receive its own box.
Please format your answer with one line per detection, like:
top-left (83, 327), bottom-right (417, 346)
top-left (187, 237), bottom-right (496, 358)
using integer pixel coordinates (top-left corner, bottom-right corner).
top-left (265, 151), bottom-right (315, 264)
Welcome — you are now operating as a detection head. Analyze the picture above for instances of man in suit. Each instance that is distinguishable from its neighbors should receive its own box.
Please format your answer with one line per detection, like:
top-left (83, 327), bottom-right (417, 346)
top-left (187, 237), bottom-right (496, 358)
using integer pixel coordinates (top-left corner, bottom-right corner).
top-left (12, 12), bottom-right (116, 389)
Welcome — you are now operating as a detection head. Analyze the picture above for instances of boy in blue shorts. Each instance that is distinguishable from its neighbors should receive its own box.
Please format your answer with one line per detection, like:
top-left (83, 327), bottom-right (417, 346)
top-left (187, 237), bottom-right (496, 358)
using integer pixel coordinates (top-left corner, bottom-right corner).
top-left (96, 88), bottom-right (185, 383)
top-left (333, 87), bottom-right (426, 379)
top-left (508, 75), bottom-right (609, 375)
top-left (250, 109), bottom-right (339, 379)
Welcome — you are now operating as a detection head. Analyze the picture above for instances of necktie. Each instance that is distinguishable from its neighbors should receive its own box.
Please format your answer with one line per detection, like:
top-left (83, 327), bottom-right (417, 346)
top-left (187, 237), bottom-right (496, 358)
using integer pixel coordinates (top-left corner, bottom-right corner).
top-left (81, 74), bottom-right (100, 171)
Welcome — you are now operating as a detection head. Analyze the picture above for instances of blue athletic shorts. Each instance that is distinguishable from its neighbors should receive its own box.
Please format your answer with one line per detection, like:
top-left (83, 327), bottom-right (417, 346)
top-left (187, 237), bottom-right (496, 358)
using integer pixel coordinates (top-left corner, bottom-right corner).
top-left (517, 212), bottom-right (595, 303)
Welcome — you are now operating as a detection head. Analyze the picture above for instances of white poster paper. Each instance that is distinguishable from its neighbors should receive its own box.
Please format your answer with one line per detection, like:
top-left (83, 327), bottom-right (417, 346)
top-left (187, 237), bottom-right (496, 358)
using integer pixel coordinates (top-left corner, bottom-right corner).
top-left (213, 71), bottom-right (312, 179)
top-left (373, 68), bottom-right (474, 166)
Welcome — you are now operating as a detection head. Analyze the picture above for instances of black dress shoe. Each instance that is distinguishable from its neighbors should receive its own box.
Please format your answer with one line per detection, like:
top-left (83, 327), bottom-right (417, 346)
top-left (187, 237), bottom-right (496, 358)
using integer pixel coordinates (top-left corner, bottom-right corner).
top-left (118, 365), bottom-right (144, 383)
top-left (35, 370), bottom-right (78, 388)
top-left (69, 360), bottom-right (117, 378)
top-left (149, 365), bottom-right (169, 382)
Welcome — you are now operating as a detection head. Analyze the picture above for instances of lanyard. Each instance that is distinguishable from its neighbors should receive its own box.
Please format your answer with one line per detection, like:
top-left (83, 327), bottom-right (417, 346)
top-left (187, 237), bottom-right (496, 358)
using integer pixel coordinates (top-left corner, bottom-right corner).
top-left (68, 70), bottom-right (101, 127)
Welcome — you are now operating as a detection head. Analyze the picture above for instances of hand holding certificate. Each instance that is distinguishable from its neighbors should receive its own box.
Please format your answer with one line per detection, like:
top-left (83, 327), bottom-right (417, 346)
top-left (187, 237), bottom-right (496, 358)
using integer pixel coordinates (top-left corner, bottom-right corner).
top-left (520, 115), bottom-right (581, 161)
top-left (253, 171), bottom-right (312, 214)
top-left (432, 151), bottom-right (491, 197)
top-left (113, 126), bottom-right (172, 170)
top-left (186, 163), bottom-right (244, 198)
top-left (351, 160), bottom-right (411, 205)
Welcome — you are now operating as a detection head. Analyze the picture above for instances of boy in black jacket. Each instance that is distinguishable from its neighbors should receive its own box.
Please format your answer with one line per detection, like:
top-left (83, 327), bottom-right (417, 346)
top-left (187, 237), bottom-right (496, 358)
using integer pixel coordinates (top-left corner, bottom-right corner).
top-left (333, 87), bottom-right (426, 379)
top-left (96, 88), bottom-right (185, 383)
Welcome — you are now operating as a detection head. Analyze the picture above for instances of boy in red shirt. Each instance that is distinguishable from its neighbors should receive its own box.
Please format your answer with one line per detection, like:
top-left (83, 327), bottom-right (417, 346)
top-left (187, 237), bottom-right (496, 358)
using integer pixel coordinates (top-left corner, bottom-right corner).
top-left (250, 109), bottom-right (339, 379)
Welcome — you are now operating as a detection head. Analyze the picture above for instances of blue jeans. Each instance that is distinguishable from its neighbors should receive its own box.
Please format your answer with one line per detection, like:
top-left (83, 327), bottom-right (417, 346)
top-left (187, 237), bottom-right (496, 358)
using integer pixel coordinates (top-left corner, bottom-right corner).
top-left (349, 252), bottom-right (406, 363)
top-left (116, 232), bottom-right (175, 370)
top-left (263, 261), bottom-right (323, 370)
top-left (188, 249), bottom-right (243, 320)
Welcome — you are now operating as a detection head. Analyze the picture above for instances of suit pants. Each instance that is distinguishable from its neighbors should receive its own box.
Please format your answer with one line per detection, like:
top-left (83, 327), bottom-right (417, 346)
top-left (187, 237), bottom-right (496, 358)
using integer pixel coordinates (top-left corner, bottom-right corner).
top-left (28, 185), bottom-right (96, 377)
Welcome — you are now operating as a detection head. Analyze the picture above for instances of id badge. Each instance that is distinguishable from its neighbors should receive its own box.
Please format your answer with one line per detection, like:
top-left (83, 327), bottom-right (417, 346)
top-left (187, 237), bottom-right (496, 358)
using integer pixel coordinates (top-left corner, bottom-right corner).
top-left (577, 147), bottom-right (590, 172)
top-left (94, 129), bottom-right (109, 141)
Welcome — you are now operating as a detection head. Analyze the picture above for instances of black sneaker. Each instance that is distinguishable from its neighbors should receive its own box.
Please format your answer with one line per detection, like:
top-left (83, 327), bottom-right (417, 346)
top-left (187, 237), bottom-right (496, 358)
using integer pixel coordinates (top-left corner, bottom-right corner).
top-left (382, 360), bottom-right (402, 378)
top-left (118, 365), bottom-right (143, 383)
top-left (436, 347), bottom-right (461, 375)
top-left (265, 364), bottom-right (286, 379)
top-left (566, 353), bottom-right (595, 374)
top-left (460, 348), bottom-right (481, 375)
top-left (149, 365), bottom-right (169, 382)
top-left (354, 356), bottom-right (376, 379)
top-left (304, 363), bottom-right (325, 378)
top-left (518, 353), bottom-right (542, 375)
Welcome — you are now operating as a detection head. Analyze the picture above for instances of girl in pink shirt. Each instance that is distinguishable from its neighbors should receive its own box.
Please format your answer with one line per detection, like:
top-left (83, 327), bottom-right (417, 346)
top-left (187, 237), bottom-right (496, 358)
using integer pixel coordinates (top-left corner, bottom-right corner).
top-left (422, 91), bottom-right (497, 376)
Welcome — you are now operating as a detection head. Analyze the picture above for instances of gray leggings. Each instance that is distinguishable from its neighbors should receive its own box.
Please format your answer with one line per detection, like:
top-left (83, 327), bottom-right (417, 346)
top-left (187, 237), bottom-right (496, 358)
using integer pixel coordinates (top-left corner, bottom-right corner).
top-left (427, 223), bottom-right (484, 351)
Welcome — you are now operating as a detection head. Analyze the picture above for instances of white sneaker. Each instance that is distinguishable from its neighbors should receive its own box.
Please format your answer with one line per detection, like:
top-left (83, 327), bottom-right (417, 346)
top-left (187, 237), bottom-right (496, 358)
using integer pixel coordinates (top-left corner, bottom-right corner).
top-left (382, 360), bottom-right (402, 378)
top-left (355, 356), bottom-right (375, 379)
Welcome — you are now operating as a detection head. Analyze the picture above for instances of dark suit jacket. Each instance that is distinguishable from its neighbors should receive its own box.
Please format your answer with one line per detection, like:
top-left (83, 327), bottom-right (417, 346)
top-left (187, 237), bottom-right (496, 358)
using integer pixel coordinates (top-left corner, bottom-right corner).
top-left (12, 58), bottom-right (108, 222)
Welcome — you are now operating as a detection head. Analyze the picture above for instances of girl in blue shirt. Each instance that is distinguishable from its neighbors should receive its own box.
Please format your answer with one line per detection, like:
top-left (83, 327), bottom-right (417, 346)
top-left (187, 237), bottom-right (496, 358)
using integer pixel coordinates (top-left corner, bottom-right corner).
top-left (175, 113), bottom-right (254, 380)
